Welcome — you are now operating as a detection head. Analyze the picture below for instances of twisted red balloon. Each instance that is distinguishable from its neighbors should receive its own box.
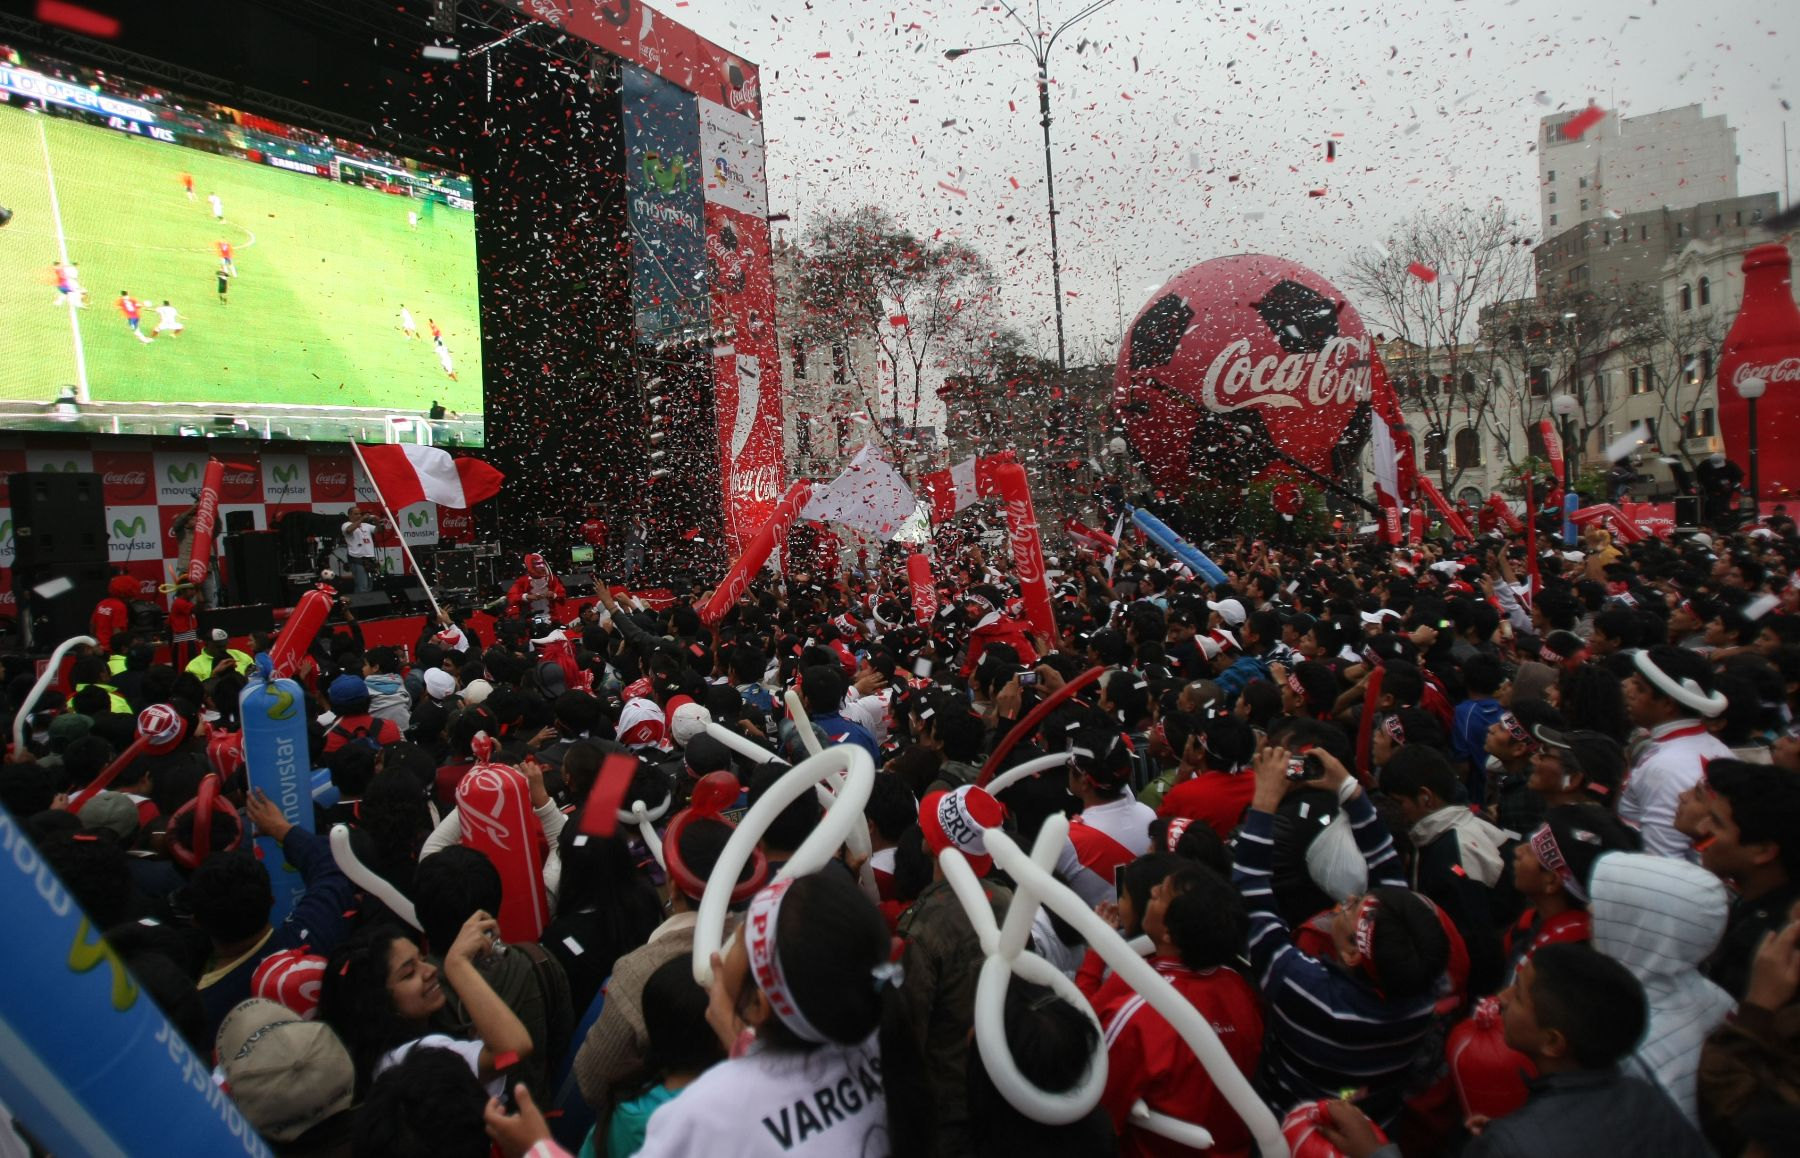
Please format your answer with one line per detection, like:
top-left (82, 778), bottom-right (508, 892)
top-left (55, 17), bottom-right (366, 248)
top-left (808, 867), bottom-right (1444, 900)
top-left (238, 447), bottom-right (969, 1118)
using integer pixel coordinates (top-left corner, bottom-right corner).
top-left (978, 665), bottom-right (1108, 787)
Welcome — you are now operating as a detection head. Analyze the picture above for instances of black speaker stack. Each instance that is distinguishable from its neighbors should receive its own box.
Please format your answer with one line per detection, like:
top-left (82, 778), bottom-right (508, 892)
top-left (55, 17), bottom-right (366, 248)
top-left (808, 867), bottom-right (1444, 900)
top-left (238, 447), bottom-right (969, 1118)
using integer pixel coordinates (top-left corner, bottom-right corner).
top-left (8, 471), bottom-right (112, 651)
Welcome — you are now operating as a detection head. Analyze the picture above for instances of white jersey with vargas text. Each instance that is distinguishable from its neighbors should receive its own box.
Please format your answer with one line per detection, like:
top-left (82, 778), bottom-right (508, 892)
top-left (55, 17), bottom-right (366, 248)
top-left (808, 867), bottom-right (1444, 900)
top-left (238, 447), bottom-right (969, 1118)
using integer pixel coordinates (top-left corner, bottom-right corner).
top-left (637, 1036), bottom-right (888, 1158)
top-left (1056, 794), bottom-right (1156, 908)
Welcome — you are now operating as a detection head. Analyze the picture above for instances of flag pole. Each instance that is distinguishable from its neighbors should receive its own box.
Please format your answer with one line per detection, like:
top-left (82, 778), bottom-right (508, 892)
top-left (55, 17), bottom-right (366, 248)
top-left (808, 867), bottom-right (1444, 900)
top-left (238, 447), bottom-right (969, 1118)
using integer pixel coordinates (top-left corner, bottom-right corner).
top-left (348, 441), bottom-right (446, 623)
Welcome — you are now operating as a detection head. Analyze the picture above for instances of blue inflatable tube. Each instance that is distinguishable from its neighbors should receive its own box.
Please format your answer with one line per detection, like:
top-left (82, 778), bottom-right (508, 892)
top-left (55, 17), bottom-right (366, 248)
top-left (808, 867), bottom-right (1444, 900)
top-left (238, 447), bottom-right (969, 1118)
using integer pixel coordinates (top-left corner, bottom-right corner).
top-left (1128, 507), bottom-right (1230, 587)
top-left (0, 802), bottom-right (275, 1157)
top-left (1563, 492), bottom-right (1580, 547)
top-left (240, 654), bottom-right (314, 925)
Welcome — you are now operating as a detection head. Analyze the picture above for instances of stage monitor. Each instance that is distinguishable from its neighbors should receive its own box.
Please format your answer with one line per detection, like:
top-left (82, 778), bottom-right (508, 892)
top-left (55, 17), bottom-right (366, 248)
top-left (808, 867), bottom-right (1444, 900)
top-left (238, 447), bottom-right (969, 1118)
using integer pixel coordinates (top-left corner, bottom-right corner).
top-left (0, 49), bottom-right (483, 445)
top-left (569, 545), bottom-right (594, 565)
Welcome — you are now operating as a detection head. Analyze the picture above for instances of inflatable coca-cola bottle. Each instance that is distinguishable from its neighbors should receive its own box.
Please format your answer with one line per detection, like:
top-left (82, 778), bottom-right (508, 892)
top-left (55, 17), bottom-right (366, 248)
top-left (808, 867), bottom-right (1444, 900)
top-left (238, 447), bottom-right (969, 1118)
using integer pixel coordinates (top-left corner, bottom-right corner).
top-left (1717, 242), bottom-right (1800, 499)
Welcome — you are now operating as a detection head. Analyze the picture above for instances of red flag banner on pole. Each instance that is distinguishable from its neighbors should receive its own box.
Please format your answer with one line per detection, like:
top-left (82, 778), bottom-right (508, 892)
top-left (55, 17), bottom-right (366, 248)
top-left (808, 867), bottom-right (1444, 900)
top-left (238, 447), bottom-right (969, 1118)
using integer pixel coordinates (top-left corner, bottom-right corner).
top-left (356, 444), bottom-right (504, 510)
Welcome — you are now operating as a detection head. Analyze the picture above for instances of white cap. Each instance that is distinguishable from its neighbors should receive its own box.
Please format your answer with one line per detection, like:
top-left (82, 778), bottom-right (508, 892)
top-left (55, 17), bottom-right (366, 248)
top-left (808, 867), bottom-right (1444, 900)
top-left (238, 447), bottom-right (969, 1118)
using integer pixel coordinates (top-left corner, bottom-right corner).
top-left (1206, 597), bottom-right (1247, 626)
top-left (670, 701), bottom-right (712, 746)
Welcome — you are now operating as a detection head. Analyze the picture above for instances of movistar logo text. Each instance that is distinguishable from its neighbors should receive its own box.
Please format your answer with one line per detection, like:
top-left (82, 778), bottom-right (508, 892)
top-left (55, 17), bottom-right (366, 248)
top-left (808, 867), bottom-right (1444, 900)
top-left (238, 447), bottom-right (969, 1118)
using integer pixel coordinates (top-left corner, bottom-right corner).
top-left (113, 516), bottom-right (147, 538)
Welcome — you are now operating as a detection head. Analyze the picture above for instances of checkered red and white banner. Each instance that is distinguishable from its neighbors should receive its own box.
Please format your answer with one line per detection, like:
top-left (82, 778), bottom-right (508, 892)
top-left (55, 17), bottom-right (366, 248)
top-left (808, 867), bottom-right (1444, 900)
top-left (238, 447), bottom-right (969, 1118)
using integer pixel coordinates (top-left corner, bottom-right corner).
top-left (0, 435), bottom-right (483, 620)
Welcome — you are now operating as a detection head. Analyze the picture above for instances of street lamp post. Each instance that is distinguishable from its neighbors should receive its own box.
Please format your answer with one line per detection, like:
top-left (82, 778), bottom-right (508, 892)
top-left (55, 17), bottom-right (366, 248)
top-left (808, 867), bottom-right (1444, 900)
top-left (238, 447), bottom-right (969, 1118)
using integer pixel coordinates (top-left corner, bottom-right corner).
top-left (1737, 375), bottom-right (1767, 503)
top-left (946, 0), bottom-right (1118, 375)
top-left (1550, 392), bottom-right (1580, 495)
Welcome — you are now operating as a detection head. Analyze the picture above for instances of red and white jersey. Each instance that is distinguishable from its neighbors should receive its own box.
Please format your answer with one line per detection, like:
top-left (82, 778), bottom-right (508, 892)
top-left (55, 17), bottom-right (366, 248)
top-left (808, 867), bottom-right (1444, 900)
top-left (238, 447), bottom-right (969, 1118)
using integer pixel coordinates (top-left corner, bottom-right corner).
top-left (1058, 794), bottom-right (1156, 908)
top-left (1619, 720), bottom-right (1731, 859)
top-left (1090, 957), bottom-right (1264, 1158)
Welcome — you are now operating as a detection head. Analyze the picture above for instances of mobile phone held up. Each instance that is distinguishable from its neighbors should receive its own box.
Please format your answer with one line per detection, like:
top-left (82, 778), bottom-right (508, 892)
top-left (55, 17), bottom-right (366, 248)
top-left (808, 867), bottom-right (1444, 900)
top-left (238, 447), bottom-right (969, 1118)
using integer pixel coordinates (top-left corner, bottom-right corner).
top-left (1286, 751), bottom-right (1326, 781)
top-left (1018, 671), bottom-right (1039, 687)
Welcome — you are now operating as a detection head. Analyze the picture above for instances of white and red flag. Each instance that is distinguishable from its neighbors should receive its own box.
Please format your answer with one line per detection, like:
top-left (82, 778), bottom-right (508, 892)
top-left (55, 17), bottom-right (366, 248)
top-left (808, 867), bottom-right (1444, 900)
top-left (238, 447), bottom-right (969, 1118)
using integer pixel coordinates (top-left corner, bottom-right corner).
top-left (356, 444), bottom-right (504, 510)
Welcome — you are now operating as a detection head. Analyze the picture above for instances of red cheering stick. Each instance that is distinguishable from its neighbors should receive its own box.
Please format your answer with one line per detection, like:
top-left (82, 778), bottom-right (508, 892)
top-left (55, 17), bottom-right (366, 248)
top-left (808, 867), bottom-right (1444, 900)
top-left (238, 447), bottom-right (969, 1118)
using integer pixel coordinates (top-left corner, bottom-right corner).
top-left (167, 775), bottom-right (245, 870)
top-left (577, 752), bottom-right (646, 838)
top-left (267, 587), bottom-right (336, 678)
top-left (68, 704), bottom-right (190, 812)
top-left (978, 665), bottom-right (1107, 787)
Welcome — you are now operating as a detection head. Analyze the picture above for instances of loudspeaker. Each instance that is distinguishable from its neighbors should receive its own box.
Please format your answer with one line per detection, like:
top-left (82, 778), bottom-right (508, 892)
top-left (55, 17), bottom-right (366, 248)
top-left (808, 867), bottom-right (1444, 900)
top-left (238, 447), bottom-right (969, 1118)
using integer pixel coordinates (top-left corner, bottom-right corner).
top-left (199, 604), bottom-right (275, 639)
top-left (224, 509), bottom-right (256, 534)
top-left (1673, 496), bottom-right (1701, 528)
top-left (436, 547), bottom-right (477, 591)
top-left (223, 532), bottom-right (285, 608)
top-left (345, 590), bottom-right (393, 614)
top-left (8, 472), bottom-right (107, 569)
top-left (15, 562), bottom-right (111, 651)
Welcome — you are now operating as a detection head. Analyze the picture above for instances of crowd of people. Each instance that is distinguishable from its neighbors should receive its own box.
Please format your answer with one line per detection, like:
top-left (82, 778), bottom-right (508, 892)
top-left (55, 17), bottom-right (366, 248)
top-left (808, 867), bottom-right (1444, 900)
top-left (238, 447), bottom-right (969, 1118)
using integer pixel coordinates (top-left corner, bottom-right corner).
top-left (6, 511), bottom-right (1800, 1158)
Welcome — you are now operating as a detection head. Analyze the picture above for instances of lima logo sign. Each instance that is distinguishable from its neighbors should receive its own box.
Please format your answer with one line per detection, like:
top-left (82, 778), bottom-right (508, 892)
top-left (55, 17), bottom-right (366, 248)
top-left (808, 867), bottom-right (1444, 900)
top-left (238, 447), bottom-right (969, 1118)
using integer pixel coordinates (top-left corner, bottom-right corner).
top-left (268, 461), bottom-right (307, 499)
top-left (160, 460), bottom-right (201, 501)
top-left (111, 516), bottom-right (158, 555)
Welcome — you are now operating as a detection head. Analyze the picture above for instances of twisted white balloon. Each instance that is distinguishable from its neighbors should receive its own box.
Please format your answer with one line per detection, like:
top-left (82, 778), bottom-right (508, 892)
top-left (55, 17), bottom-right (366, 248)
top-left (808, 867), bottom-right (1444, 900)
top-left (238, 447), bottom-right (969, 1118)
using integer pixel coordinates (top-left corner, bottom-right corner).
top-left (949, 816), bottom-right (1289, 1154)
top-left (11, 635), bottom-right (94, 755)
top-left (691, 743), bottom-right (876, 987)
top-left (331, 824), bottom-right (421, 931)
top-left (984, 751), bottom-right (1072, 796)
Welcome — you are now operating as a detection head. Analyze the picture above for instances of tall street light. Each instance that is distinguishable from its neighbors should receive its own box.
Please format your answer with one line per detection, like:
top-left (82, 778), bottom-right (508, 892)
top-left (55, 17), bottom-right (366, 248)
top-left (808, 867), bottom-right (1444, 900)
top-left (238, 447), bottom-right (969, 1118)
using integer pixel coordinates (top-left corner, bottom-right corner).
top-left (1737, 375), bottom-right (1766, 504)
top-left (946, 0), bottom-right (1119, 375)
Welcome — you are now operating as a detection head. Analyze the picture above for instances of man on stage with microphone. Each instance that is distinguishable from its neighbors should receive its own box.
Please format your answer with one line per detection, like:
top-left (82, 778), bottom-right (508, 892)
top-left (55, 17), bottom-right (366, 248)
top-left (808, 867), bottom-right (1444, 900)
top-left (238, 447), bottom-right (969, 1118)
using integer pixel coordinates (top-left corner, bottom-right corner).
top-left (340, 506), bottom-right (384, 594)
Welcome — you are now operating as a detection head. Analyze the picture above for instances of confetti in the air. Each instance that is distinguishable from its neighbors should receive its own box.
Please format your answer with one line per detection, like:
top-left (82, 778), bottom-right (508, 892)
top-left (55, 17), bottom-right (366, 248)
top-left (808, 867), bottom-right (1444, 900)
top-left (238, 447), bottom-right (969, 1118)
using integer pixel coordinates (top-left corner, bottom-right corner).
top-left (1407, 262), bottom-right (1438, 283)
top-left (35, 0), bottom-right (119, 37)
top-left (1560, 105), bottom-right (1607, 139)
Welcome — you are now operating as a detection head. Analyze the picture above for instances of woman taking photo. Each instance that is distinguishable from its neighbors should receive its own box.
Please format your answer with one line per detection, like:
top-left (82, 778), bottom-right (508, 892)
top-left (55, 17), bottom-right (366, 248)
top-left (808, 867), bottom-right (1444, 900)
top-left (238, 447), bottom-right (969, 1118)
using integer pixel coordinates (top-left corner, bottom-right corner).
top-left (319, 910), bottom-right (533, 1097)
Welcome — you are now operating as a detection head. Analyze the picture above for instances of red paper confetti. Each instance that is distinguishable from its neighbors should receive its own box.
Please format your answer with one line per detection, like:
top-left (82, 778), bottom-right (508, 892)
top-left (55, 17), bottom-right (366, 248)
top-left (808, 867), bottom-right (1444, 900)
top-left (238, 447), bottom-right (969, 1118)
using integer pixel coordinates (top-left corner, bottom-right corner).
top-left (1407, 262), bottom-right (1438, 283)
top-left (937, 182), bottom-right (968, 197)
top-left (1009, 176), bottom-right (1020, 189)
top-left (889, 314), bottom-right (909, 326)
top-left (577, 754), bottom-right (642, 837)
top-left (814, 51), bottom-right (833, 59)
top-left (1560, 105), bottom-right (1606, 140)
top-left (36, 0), bottom-right (120, 37)
top-left (1307, 188), bottom-right (1327, 198)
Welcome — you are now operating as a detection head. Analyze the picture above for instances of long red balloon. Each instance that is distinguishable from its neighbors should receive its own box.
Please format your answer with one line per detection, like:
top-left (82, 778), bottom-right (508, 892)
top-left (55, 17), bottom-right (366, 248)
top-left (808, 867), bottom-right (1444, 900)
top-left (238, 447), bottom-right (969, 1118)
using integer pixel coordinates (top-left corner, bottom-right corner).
top-left (185, 458), bottom-right (225, 586)
top-left (978, 664), bottom-right (1108, 786)
top-left (700, 480), bottom-right (813, 627)
top-left (906, 552), bottom-right (936, 626)
top-left (981, 459), bottom-right (1055, 638)
top-left (267, 588), bottom-right (335, 679)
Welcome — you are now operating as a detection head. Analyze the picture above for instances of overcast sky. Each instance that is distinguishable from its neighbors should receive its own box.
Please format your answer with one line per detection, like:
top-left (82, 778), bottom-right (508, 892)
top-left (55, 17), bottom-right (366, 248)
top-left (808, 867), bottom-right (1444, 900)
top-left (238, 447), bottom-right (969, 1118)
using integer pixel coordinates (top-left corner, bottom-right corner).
top-left (671, 0), bottom-right (1793, 372)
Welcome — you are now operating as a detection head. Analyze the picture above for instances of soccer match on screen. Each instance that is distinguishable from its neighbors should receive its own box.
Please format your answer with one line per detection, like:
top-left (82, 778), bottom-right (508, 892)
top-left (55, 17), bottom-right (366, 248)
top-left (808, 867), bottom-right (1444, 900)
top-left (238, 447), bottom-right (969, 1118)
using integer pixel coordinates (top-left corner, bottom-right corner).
top-left (0, 48), bottom-right (484, 444)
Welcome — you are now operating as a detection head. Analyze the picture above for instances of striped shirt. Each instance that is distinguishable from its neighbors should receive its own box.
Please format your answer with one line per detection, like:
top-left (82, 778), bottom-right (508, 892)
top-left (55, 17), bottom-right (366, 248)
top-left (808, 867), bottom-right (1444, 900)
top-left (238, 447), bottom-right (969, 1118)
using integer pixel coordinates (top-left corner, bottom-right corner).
top-left (1232, 792), bottom-right (1439, 1125)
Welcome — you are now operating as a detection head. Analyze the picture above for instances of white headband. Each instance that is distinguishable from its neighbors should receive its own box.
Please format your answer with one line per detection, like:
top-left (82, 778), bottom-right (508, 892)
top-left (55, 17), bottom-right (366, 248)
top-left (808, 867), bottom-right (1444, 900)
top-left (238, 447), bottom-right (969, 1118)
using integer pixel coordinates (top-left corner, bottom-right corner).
top-left (1633, 650), bottom-right (1728, 718)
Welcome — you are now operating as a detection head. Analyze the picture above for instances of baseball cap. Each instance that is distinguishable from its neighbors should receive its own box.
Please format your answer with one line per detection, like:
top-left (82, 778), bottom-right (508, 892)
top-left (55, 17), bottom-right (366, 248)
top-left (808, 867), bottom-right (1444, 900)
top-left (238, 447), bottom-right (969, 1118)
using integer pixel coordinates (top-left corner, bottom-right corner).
top-left (325, 674), bottom-right (368, 708)
top-left (1206, 597), bottom-right (1247, 627)
top-left (252, 949), bottom-right (328, 1020)
top-left (78, 791), bottom-right (139, 842)
top-left (422, 668), bottom-right (457, 701)
top-left (214, 999), bottom-right (354, 1143)
top-left (1532, 726), bottom-right (1626, 797)
top-left (47, 712), bottom-right (94, 747)
top-left (460, 678), bottom-right (494, 706)
top-left (209, 628), bottom-right (229, 642)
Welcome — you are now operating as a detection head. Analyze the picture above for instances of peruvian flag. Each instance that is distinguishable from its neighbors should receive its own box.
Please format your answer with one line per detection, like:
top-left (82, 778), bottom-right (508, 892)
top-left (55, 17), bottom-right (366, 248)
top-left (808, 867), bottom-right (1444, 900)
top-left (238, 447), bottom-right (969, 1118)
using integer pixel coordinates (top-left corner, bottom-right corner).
top-left (1371, 420), bottom-right (1406, 544)
top-left (1064, 516), bottom-right (1118, 553)
top-left (918, 453), bottom-right (1019, 523)
top-left (357, 445), bottom-right (504, 510)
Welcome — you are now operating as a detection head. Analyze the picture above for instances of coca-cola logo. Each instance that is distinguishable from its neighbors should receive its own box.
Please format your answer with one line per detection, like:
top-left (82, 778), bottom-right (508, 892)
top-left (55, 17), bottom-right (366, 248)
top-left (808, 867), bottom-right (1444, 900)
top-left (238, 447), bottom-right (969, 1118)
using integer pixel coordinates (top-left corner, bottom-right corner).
top-left (730, 463), bottom-right (782, 504)
top-left (1733, 358), bottom-right (1800, 387)
top-left (316, 471), bottom-right (348, 488)
top-left (103, 470), bottom-right (146, 487)
top-left (1004, 499), bottom-right (1044, 584)
top-left (727, 72), bottom-right (761, 112)
top-left (1201, 334), bottom-right (1371, 413)
top-left (223, 470), bottom-right (256, 488)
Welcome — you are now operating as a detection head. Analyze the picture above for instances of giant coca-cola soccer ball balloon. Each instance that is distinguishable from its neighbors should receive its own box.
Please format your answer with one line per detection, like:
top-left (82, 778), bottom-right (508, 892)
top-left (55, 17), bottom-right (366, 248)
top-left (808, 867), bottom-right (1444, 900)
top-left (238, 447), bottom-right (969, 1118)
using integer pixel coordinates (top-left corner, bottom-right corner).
top-left (1113, 254), bottom-right (1379, 492)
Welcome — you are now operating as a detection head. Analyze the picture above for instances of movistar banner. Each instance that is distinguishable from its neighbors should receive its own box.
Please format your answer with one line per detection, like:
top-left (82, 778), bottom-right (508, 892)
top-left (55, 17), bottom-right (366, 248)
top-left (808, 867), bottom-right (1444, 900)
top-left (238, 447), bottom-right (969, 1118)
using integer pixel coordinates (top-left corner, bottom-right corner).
top-left (241, 656), bottom-right (313, 925)
top-left (622, 64), bottom-right (708, 338)
top-left (0, 801), bottom-right (273, 1157)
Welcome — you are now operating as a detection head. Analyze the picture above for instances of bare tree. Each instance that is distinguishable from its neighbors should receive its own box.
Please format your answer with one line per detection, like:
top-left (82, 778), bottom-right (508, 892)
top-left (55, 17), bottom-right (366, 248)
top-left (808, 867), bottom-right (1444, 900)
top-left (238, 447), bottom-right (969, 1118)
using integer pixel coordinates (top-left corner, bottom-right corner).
top-left (1344, 203), bottom-right (1537, 494)
top-left (797, 208), bottom-right (996, 458)
top-left (1480, 285), bottom-right (1647, 468)
top-left (1618, 292), bottom-right (1731, 467)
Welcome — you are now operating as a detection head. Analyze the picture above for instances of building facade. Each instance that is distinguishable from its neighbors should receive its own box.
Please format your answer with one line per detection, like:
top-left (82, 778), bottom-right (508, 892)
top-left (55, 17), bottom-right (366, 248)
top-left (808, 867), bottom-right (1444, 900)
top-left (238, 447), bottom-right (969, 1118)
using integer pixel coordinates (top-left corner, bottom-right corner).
top-left (1538, 104), bottom-right (1738, 235)
top-left (771, 233), bottom-right (887, 478)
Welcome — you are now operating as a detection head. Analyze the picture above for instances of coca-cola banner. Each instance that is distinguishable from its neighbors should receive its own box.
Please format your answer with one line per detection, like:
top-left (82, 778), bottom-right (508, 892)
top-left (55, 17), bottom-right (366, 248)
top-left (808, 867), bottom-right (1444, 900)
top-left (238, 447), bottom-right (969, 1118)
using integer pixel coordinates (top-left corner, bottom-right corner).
top-left (700, 97), bottom-right (785, 554)
top-left (1717, 242), bottom-right (1800, 499)
top-left (0, 434), bottom-right (486, 621)
top-left (1113, 254), bottom-right (1382, 493)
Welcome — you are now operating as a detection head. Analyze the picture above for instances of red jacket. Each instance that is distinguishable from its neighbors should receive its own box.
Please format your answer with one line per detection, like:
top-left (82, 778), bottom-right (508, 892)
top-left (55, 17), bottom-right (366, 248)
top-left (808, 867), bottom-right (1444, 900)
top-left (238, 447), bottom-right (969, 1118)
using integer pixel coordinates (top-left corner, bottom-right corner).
top-left (1089, 957), bottom-right (1264, 1158)
top-left (323, 714), bottom-right (402, 754)
top-left (960, 612), bottom-right (1039, 678)
top-left (505, 572), bottom-right (567, 616)
top-left (91, 597), bottom-right (129, 651)
top-left (1156, 771), bottom-right (1257, 840)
